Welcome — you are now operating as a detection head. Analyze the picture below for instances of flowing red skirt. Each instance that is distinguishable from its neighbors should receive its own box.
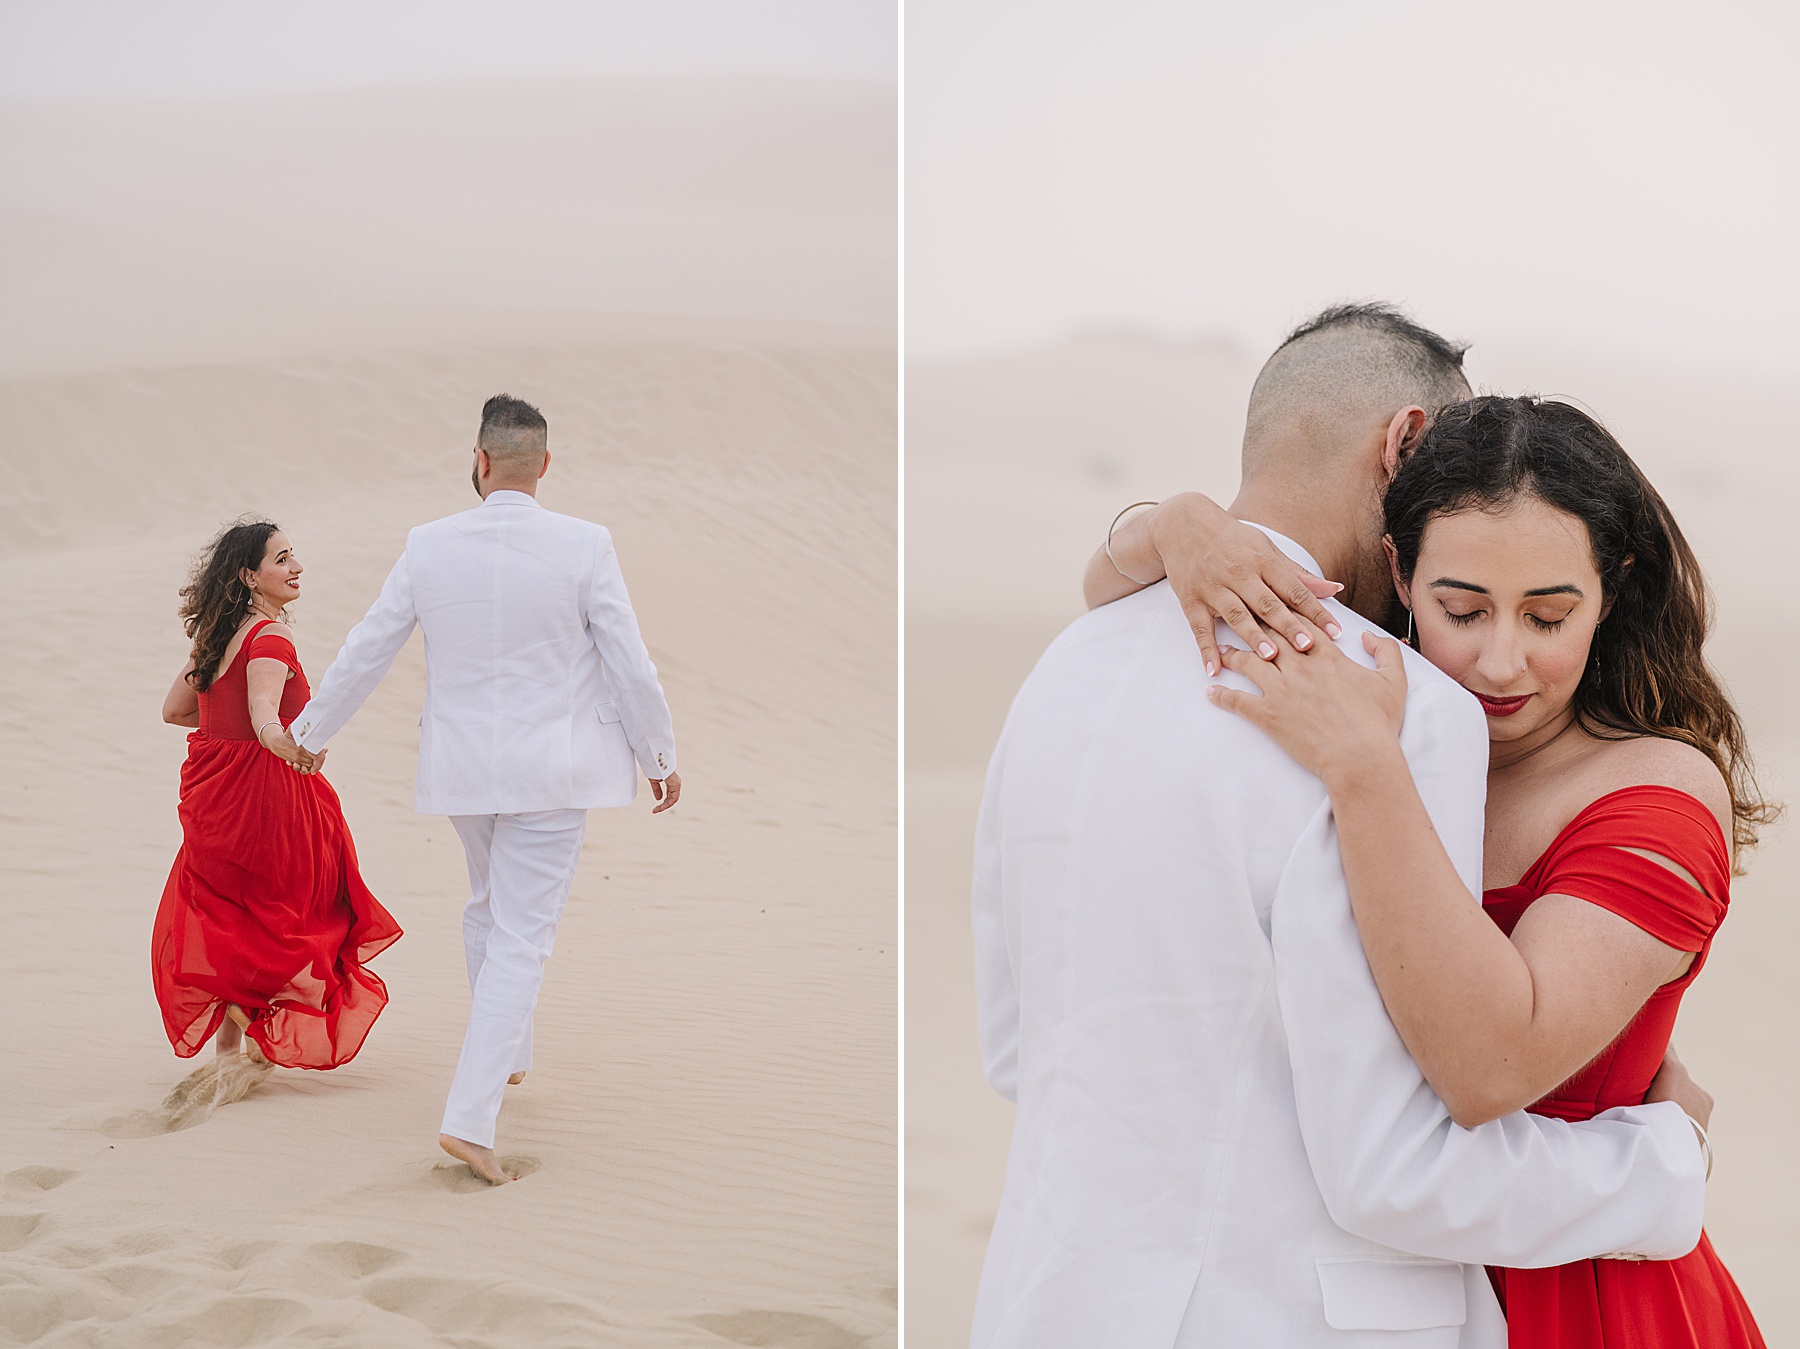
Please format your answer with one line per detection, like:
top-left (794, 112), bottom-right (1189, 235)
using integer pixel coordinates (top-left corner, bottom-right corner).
top-left (151, 734), bottom-right (401, 1069)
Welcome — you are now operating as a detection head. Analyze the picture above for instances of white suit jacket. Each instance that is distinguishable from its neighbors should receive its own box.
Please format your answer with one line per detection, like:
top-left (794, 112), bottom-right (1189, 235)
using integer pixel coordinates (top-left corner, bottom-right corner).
top-left (970, 527), bottom-right (1705, 1349)
top-left (292, 489), bottom-right (676, 816)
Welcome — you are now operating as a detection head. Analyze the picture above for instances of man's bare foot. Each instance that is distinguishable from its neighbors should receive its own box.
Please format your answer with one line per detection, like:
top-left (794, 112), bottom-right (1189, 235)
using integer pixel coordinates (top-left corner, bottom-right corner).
top-left (439, 1133), bottom-right (516, 1185)
top-left (507, 1071), bottom-right (527, 1085)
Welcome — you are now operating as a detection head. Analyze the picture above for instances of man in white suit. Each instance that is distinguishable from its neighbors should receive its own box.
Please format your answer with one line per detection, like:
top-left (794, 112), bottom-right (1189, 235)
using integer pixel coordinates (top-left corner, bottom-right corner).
top-left (291, 394), bottom-right (679, 1185)
top-left (971, 306), bottom-right (1709, 1346)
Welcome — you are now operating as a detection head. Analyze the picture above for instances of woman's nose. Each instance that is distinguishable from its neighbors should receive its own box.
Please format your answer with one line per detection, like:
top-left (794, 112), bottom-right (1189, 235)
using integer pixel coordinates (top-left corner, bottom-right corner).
top-left (1478, 627), bottom-right (1527, 685)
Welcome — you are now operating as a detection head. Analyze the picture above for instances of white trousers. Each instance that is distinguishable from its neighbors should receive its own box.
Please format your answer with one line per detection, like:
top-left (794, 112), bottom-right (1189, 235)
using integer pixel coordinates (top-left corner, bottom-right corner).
top-left (440, 808), bottom-right (588, 1147)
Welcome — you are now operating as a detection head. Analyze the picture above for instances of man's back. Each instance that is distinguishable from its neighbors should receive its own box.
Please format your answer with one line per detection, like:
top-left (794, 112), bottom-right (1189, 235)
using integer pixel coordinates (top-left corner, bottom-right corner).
top-left (294, 488), bottom-right (676, 818)
top-left (972, 559), bottom-right (1494, 1347)
top-left (407, 492), bottom-right (670, 815)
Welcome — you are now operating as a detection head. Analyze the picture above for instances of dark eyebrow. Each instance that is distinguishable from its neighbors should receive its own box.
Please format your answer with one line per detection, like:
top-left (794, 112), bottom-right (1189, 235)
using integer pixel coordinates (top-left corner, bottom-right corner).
top-left (1429, 577), bottom-right (1583, 599)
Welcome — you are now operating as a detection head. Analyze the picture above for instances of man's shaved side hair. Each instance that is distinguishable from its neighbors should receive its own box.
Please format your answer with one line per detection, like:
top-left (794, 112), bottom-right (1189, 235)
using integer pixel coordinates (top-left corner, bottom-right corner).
top-left (1243, 303), bottom-right (1471, 472)
top-left (477, 393), bottom-right (549, 468)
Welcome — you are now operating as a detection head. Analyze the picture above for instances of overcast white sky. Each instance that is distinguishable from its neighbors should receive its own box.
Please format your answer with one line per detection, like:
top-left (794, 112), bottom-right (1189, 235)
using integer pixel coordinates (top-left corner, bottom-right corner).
top-left (907, 0), bottom-right (1800, 369)
top-left (0, 0), bottom-right (896, 99)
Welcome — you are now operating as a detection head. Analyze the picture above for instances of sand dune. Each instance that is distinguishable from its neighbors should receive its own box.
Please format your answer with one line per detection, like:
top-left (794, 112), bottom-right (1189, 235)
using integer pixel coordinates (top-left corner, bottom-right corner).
top-left (904, 332), bottom-right (1800, 1345)
top-left (0, 75), bottom-right (895, 1349)
top-left (0, 336), bottom-right (895, 1349)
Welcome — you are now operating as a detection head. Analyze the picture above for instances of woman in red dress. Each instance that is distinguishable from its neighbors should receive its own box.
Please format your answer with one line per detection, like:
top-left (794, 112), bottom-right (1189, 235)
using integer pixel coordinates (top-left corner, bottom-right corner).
top-left (1103, 396), bottom-right (1769, 1345)
top-left (156, 518), bottom-right (401, 1077)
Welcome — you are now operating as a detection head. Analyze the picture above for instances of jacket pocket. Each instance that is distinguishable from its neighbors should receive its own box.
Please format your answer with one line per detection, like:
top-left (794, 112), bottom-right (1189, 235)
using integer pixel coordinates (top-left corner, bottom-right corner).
top-left (1314, 1256), bottom-right (1467, 1331)
top-left (596, 702), bottom-right (622, 725)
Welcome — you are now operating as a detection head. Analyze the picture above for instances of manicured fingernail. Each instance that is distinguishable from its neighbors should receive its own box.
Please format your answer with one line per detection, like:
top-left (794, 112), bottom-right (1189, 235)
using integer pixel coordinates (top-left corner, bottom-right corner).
top-left (1205, 685), bottom-right (1219, 699)
top-left (1294, 632), bottom-right (1311, 650)
top-left (1330, 582), bottom-right (1345, 593)
top-left (1258, 642), bottom-right (1277, 659)
top-left (1325, 622), bottom-right (1342, 639)
top-left (1205, 660), bottom-right (1217, 677)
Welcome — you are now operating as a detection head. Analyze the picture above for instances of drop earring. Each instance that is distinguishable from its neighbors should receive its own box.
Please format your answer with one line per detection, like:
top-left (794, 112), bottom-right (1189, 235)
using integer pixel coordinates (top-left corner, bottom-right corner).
top-left (1405, 608), bottom-right (1415, 648)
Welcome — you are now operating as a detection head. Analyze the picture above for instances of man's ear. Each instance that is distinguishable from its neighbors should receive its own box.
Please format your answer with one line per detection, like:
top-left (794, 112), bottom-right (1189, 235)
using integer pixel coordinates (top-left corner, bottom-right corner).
top-left (538, 449), bottom-right (552, 481)
top-left (1380, 406), bottom-right (1429, 483)
top-left (1383, 534), bottom-right (1410, 611)
top-left (474, 447), bottom-right (490, 479)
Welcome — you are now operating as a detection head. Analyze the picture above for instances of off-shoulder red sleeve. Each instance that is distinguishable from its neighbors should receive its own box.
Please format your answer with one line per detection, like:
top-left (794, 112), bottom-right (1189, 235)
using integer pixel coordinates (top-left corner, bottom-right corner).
top-left (1536, 784), bottom-right (1730, 953)
top-left (245, 630), bottom-right (302, 675)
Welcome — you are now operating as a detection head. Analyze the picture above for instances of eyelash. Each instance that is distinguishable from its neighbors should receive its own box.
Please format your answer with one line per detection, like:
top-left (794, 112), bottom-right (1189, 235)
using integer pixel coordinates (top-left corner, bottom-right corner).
top-left (1442, 611), bottom-right (1567, 632)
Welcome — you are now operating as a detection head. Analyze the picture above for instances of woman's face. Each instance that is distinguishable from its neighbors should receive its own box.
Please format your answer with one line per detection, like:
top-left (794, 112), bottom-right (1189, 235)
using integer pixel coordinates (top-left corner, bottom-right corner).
top-left (1397, 495), bottom-right (1606, 749)
top-left (245, 531), bottom-right (303, 610)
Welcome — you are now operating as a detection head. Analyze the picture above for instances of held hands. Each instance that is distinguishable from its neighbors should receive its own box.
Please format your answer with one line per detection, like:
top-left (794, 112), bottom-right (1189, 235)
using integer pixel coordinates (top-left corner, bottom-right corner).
top-left (1205, 629), bottom-right (1408, 783)
top-left (650, 771), bottom-right (682, 814)
top-left (1149, 493), bottom-right (1344, 677)
top-left (258, 724), bottom-right (328, 775)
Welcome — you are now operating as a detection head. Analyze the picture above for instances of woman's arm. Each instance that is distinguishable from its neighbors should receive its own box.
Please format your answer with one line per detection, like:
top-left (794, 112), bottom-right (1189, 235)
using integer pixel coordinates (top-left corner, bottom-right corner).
top-left (1211, 633), bottom-right (1693, 1127)
top-left (1084, 492), bottom-right (1342, 676)
top-left (163, 658), bottom-right (200, 727)
top-left (246, 654), bottom-right (323, 773)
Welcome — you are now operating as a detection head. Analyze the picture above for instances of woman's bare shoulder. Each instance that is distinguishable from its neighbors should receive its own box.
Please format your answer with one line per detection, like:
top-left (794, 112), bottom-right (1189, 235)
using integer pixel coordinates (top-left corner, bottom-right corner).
top-left (1582, 734), bottom-right (1731, 831)
top-left (243, 618), bottom-right (296, 650)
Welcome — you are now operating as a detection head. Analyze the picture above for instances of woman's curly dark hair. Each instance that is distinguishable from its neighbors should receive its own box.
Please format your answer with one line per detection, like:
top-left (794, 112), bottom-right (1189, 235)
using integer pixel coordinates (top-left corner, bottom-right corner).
top-left (179, 517), bottom-right (281, 692)
top-left (1385, 395), bottom-right (1778, 864)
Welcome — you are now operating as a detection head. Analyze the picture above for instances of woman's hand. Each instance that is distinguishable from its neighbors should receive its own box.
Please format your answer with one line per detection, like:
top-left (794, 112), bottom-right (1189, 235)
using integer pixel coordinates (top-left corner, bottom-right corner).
top-left (1206, 630), bottom-right (1408, 783)
top-left (1086, 493), bottom-right (1343, 677)
top-left (163, 657), bottom-right (201, 727)
top-left (257, 722), bottom-right (325, 774)
top-left (1645, 1044), bottom-right (1714, 1132)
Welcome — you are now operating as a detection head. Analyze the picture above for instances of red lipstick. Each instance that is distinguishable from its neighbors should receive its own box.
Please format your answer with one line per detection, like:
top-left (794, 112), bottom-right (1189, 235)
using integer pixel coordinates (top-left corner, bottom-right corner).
top-left (1472, 692), bottom-right (1532, 718)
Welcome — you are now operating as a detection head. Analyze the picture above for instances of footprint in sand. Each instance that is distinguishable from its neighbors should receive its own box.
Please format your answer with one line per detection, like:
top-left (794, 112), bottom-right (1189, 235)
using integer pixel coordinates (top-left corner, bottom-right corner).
top-left (359, 1272), bottom-right (614, 1340)
top-left (422, 1156), bottom-right (542, 1193)
top-left (0, 1211), bottom-right (49, 1253)
top-left (134, 1293), bottom-right (314, 1348)
top-left (293, 1239), bottom-right (407, 1292)
top-left (102, 1056), bottom-right (273, 1138)
top-left (692, 1310), bottom-right (868, 1349)
top-left (3, 1166), bottom-right (76, 1197)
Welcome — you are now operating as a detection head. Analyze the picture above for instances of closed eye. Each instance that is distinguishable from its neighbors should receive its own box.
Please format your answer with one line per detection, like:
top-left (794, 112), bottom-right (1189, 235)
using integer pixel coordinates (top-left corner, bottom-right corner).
top-left (1443, 610), bottom-right (1484, 626)
top-left (1527, 614), bottom-right (1569, 632)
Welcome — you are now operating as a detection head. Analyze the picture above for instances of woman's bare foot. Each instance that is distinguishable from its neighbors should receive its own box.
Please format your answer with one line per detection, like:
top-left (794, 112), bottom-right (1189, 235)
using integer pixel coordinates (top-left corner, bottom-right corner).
top-left (214, 1016), bottom-right (244, 1058)
top-left (220, 1004), bottom-right (270, 1064)
top-left (439, 1133), bottom-right (516, 1185)
top-left (507, 1071), bottom-right (527, 1085)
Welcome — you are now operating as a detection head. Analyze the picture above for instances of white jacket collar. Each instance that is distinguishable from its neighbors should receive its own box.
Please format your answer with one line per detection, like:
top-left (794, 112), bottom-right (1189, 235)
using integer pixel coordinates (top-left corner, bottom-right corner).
top-left (1240, 521), bottom-right (1324, 578)
top-left (481, 489), bottom-right (541, 509)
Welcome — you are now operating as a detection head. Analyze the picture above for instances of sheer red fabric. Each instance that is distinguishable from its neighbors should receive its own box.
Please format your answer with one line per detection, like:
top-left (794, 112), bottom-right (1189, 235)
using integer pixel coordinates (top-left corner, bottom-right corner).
top-left (1483, 785), bottom-right (1763, 1348)
top-left (151, 620), bottom-right (401, 1069)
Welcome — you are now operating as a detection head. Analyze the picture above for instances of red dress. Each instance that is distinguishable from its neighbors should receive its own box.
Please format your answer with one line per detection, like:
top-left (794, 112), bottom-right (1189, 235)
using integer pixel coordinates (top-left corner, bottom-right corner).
top-left (1483, 785), bottom-right (1763, 1347)
top-left (151, 619), bottom-right (401, 1069)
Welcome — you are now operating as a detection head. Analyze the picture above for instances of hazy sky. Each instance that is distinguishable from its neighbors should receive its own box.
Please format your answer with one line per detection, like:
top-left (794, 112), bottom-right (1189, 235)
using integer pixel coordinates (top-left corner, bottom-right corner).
top-left (908, 0), bottom-right (1800, 368)
top-left (0, 0), bottom-right (896, 99)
